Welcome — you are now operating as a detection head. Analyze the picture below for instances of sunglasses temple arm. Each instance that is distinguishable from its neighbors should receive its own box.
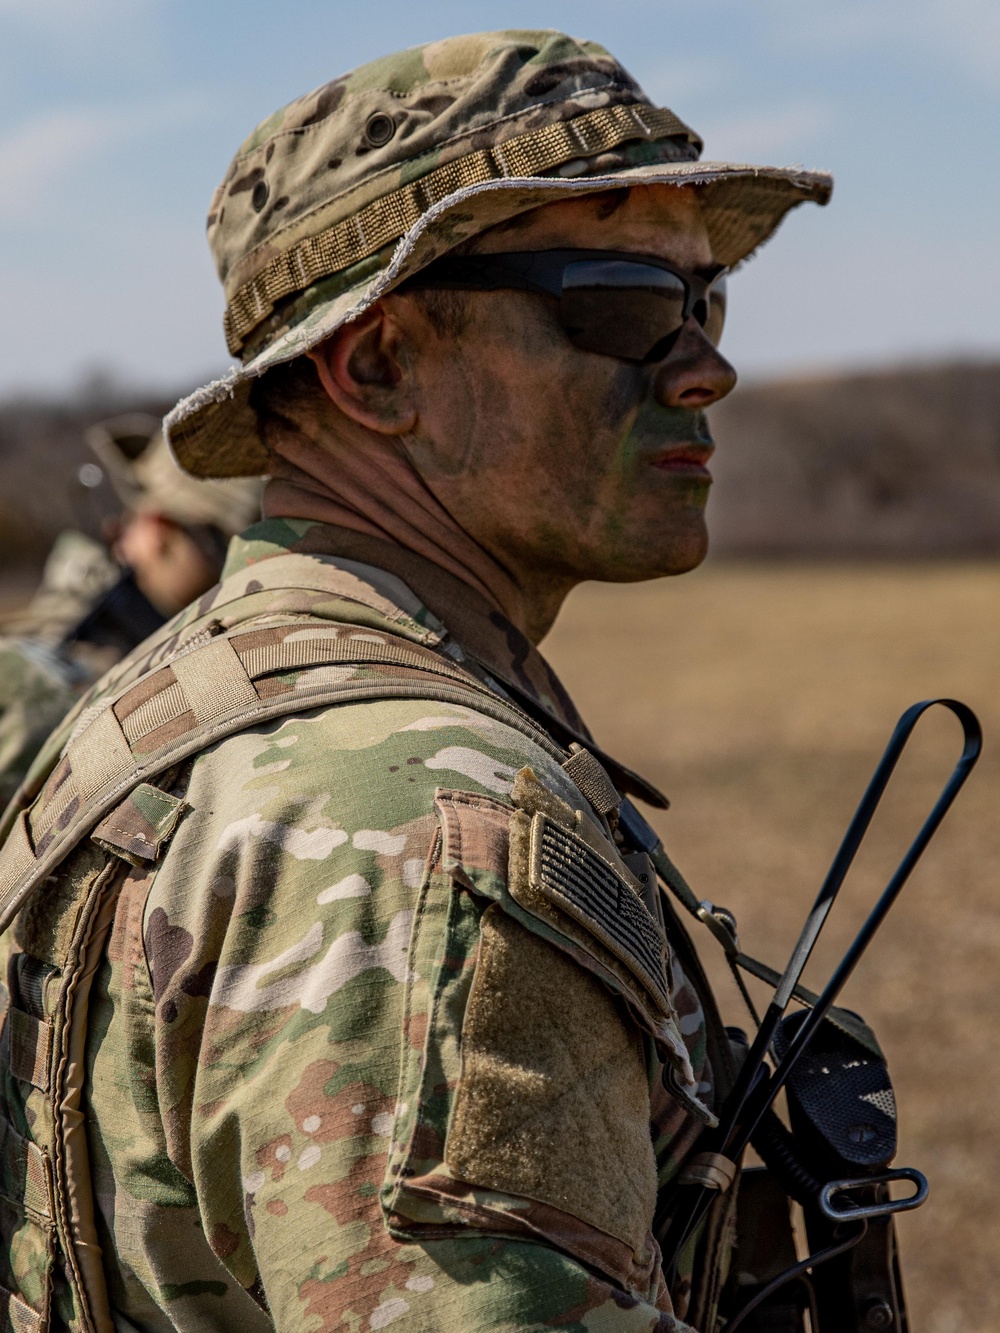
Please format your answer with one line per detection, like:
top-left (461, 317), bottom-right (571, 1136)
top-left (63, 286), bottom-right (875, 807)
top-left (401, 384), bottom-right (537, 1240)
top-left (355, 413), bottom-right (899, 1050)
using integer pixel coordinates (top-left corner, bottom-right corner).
top-left (660, 698), bottom-right (981, 1278)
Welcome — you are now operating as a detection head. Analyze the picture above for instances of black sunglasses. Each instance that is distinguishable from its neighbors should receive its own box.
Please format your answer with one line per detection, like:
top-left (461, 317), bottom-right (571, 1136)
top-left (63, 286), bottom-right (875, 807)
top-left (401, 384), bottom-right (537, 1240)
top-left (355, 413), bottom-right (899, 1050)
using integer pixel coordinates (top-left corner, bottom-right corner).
top-left (405, 248), bottom-right (727, 363)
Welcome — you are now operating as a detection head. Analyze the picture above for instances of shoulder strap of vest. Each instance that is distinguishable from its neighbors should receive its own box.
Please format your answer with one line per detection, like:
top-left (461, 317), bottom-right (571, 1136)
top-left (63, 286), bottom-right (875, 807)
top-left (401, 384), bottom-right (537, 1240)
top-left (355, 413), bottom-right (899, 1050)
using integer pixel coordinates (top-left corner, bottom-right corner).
top-left (0, 549), bottom-right (453, 833)
top-left (0, 612), bottom-right (567, 933)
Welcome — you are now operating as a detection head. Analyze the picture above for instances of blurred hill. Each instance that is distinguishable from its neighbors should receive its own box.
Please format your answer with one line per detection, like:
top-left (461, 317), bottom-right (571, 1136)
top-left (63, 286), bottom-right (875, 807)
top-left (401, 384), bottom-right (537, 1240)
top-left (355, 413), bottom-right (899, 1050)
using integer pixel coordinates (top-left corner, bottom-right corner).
top-left (1, 358), bottom-right (999, 578)
top-left (709, 358), bottom-right (1000, 556)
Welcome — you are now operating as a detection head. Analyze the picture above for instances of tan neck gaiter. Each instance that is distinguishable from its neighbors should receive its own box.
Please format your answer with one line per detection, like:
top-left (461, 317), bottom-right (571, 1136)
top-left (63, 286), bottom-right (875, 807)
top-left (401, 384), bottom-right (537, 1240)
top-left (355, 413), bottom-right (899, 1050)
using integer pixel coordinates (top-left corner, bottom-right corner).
top-left (260, 393), bottom-right (526, 624)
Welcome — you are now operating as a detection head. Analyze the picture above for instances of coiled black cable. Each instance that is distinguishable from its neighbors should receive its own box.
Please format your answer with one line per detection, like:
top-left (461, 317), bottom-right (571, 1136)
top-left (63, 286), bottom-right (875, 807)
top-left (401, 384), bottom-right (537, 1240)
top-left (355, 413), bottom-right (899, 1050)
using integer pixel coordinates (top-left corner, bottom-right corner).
top-left (750, 1107), bottom-right (824, 1208)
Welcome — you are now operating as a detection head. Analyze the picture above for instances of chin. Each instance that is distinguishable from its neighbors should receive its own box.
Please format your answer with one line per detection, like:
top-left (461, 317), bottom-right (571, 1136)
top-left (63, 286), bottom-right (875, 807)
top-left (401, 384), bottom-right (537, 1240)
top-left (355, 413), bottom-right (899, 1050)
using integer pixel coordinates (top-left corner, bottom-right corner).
top-left (647, 516), bottom-right (709, 577)
top-left (590, 533), bottom-right (708, 584)
top-left (582, 507), bottom-right (710, 583)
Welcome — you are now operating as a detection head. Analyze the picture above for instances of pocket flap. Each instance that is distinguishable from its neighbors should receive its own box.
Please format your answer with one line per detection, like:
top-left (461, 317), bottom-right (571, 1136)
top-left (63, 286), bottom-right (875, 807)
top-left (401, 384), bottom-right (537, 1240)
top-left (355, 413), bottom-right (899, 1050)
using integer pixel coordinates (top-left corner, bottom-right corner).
top-left (91, 782), bottom-right (186, 866)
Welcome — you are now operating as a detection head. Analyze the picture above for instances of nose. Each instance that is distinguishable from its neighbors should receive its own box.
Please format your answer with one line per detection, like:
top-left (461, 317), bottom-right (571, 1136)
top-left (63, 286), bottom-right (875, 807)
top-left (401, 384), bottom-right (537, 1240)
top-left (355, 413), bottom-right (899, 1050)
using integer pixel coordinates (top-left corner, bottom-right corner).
top-left (652, 317), bottom-right (737, 409)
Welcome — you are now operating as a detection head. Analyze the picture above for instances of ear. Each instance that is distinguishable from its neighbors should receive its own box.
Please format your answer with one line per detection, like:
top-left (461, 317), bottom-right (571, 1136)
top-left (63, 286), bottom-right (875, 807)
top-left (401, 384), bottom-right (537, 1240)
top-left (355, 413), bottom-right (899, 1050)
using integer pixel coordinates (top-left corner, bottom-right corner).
top-left (307, 302), bottom-right (417, 435)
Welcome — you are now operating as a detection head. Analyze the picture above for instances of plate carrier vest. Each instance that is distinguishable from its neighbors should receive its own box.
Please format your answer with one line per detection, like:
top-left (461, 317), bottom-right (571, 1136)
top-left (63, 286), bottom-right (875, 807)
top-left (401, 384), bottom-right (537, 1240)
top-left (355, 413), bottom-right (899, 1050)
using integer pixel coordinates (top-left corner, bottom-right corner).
top-left (0, 552), bottom-right (736, 1333)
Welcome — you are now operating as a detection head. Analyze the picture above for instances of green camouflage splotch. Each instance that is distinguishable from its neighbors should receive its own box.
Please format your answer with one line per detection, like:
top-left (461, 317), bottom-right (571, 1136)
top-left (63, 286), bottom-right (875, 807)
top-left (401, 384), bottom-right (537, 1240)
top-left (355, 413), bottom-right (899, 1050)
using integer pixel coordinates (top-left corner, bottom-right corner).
top-left (1, 521), bottom-right (714, 1330)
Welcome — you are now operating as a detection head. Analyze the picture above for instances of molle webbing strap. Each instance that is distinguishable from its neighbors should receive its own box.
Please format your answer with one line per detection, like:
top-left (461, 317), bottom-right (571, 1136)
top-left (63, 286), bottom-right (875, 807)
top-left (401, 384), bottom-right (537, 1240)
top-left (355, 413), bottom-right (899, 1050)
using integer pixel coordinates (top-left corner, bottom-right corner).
top-left (3, 1009), bottom-right (52, 1091)
top-left (0, 815), bottom-right (34, 927)
top-left (224, 102), bottom-right (697, 353)
top-left (561, 745), bottom-right (621, 817)
top-left (0, 1117), bottom-right (50, 1222)
top-left (170, 636), bottom-right (259, 721)
top-left (76, 551), bottom-right (447, 703)
top-left (0, 621), bottom-right (566, 934)
top-left (33, 548), bottom-right (665, 813)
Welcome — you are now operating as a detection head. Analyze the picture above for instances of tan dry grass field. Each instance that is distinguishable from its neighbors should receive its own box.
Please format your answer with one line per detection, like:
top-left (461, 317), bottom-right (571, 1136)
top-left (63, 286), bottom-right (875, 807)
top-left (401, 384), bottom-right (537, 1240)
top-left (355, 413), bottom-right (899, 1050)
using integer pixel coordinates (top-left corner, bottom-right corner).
top-left (543, 562), bottom-right (1000, 1333)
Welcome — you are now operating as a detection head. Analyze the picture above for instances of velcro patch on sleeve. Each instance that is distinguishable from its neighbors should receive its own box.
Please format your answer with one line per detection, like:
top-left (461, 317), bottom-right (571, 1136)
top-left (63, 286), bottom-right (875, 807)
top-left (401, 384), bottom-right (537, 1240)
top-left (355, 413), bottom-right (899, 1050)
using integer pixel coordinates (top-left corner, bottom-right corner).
top-left (446, 904), bottom-right (658, 1261)
top-left (508, 797), bottom-right (712, 1121)
top-left (433, 775), bottom-right (710, 1124)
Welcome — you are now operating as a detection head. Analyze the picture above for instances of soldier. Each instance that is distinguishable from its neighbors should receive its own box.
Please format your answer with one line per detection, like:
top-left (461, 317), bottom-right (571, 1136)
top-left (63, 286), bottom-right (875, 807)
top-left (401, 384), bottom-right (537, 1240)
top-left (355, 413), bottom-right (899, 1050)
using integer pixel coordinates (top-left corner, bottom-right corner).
top-left (85, 414), bottom-right (263, 632)
top-left (0, 31), bottom-right (831, 1333)
top-left (0, 415), bottom-right (260, 805)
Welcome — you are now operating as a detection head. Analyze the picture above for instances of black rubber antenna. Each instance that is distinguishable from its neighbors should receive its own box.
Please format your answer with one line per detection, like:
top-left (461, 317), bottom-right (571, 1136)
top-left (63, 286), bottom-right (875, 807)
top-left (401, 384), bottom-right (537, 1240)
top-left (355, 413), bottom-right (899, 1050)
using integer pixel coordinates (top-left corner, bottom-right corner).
top-left (662, 698), bottom-right (982, 1280)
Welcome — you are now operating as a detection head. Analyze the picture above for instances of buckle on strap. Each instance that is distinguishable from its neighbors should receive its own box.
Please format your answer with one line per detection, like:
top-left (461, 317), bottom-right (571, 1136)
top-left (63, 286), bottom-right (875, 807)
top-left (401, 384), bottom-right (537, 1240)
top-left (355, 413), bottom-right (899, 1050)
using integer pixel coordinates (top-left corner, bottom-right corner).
top-left (696, 900), bottom-right (740, 959)
top-left (677, 1152), bottom-right (738, 1194)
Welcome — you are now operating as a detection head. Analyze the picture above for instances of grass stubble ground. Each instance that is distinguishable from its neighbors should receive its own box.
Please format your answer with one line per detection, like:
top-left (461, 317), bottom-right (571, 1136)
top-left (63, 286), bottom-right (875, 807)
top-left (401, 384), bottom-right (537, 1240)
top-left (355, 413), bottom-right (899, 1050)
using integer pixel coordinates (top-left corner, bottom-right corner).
top-left (543, 562), bottom-right (1000, 1333)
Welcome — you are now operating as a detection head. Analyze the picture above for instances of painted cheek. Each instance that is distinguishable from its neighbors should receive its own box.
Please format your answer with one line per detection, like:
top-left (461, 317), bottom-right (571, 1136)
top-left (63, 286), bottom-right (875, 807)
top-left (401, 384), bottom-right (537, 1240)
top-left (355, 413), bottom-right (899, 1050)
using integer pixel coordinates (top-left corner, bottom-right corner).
top-left (598, 366), bottom-right (716, 477)
top-left (533, 366), bottom-right (642, 546)
top-left (600, 400), bottom-right (713, 536)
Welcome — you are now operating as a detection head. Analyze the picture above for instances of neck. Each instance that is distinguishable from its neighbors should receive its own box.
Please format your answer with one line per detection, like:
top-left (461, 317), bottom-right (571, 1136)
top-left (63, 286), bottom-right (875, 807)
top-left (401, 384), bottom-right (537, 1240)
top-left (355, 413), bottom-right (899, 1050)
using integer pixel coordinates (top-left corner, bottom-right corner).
top-left (261, 404), bottom-right (567, 642)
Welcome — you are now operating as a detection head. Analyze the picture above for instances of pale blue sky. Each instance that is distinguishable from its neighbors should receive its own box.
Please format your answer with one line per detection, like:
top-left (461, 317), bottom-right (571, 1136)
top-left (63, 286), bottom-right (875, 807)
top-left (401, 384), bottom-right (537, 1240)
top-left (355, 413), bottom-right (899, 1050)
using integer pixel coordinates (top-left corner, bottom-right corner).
top-left (1, 0), bottom-right (997, 396)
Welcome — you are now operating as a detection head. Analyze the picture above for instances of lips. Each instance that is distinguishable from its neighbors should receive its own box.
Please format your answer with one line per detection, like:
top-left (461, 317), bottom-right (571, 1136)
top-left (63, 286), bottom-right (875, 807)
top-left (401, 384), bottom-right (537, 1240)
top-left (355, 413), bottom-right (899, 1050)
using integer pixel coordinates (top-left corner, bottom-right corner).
top-left (651, 443), bottom-right (714, 477)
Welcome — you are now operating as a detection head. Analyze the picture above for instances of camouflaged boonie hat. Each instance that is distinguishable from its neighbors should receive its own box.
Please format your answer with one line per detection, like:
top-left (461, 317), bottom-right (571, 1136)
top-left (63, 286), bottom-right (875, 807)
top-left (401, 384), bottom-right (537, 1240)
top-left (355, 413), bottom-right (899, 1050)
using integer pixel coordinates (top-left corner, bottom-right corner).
top-left (87, 415), bottom-right (262, 534)
top-left (166, 29), bottom-right (832, 479)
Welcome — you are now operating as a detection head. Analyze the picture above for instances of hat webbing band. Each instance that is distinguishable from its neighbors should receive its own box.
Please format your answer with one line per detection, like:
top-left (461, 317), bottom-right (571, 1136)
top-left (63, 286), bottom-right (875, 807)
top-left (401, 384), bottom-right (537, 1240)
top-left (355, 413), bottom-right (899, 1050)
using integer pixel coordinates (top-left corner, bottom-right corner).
top-left (223, 102), bottom-right (695, 355)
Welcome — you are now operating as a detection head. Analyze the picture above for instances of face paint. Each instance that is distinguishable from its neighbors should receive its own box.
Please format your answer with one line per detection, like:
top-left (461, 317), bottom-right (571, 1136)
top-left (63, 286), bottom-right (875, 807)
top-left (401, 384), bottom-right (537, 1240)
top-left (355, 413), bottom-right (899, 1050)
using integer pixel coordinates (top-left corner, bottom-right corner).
top-left (283, 184), bottom-right (737, 642)
top-left (571, 361), bottom-right (717, 577)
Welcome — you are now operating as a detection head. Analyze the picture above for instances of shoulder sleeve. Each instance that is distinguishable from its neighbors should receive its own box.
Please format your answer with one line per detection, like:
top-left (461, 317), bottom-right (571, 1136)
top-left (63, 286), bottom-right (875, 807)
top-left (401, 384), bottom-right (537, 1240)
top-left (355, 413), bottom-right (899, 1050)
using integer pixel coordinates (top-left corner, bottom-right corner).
top-left (88, 694), bottom-right (696, 1331)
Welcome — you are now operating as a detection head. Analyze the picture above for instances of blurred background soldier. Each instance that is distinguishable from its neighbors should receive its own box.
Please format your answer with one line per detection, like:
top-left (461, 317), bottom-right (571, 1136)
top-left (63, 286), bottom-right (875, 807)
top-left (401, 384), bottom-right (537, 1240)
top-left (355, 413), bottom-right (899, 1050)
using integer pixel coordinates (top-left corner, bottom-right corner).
top-left (0, 413), bottom-right (261, 805)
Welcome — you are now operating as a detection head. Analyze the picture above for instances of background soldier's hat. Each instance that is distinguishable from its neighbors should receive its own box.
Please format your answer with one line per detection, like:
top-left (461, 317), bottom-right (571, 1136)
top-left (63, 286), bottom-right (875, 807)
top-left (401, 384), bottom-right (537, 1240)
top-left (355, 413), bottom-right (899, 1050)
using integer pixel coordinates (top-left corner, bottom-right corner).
top-left (87, 414), bottom-right (261, 535)
top-left (165, 28), bottom-right (833, 479)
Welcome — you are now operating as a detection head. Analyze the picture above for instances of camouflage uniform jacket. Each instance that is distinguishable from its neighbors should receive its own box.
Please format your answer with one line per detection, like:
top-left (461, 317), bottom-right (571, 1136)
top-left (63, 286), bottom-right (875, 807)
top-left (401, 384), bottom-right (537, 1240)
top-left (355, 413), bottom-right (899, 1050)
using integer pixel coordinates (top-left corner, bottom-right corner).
top-left (0, 519), bottom-right (723, 1333)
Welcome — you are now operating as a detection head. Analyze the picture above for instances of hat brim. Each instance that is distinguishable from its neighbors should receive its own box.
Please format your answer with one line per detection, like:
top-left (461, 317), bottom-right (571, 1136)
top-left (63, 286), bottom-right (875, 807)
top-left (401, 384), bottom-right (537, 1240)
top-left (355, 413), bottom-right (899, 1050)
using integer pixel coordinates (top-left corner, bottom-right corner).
top-left (166, 160), bottom-right (832, 479)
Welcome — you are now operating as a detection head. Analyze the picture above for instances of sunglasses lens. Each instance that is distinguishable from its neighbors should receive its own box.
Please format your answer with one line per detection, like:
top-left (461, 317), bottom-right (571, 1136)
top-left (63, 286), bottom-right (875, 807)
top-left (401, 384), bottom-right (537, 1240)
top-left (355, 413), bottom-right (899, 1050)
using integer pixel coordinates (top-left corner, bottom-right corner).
top-left (702, 276), bottom-right (727, 347)
top-left (559, 260), bottom-right (687, 360)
